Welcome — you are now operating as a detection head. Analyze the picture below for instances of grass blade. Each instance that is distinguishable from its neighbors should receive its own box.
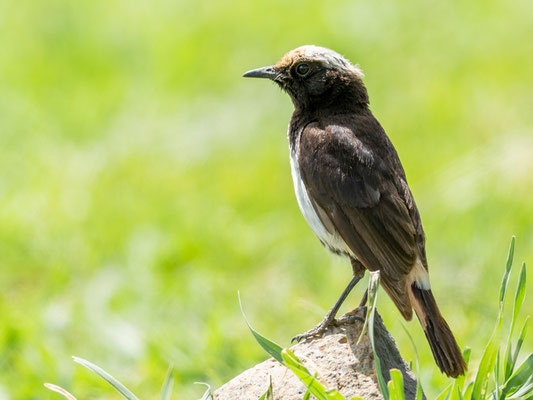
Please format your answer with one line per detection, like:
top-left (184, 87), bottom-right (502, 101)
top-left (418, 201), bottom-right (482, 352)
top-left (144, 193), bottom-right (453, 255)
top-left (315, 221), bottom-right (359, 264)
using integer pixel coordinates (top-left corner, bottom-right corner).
top-left (357, 271), bottom-right (379, 345)
top-left (463, 382), bottom-right (473, 399)
top-left (509, 316), bottom-right (529, 380)
top-left (458, 347), bottom-right (471, 391)
top-left (44, 383), bottom-right (77, 400)
top-left (472, 239), bottom-right (515, 400)
top-left (456, 386), bottom-right (465, 400)
top-left (258, 376), bottom-right (273, 400)
top-left (501, 353), bottom-right (533, 398)
top-left (400, 323), bottom-right (424, 400)
top-left (511, 263), bottom-right (527, 332)
top-left (494, 349), bottom-right (501, 400)
top-left (387, 369), bottom-right (405, 400)
top-left (281, 348), bottom-right (345, 400)
top-left (241, 292), bottom-right (345, 399)
top-left (450, 348), bottom-right (471, 400)
top-left (507, 379), bottom-right (533, 399)
top-left (194, 382), bottom-right (213, 400)
top-left (435, 382), bottom-right (452, 400)
top-left (471, 304), bottom-right (503, 400)
top-left (239, 291), bottom-right (284, 363)
top-left (504, 262), bottom-right (527, 380)
top-left (160, 365), bottom-right (174, 400)
top-left (72, 356), bottom-right (139, 400)
top-left (508, 383), bottom-right (533, 400)
top-left (499, 236), bottom-right (515, 304)
top-left (365, 271), bottom-right (390, 400)
top-left (451, 349), bottom-right (471, 400)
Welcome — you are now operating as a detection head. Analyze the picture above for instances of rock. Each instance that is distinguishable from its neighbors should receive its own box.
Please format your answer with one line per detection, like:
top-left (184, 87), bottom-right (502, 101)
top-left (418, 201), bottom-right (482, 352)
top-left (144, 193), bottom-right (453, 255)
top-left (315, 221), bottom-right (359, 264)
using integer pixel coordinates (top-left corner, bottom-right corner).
top-left (213, 309), bottom-right (422, 400)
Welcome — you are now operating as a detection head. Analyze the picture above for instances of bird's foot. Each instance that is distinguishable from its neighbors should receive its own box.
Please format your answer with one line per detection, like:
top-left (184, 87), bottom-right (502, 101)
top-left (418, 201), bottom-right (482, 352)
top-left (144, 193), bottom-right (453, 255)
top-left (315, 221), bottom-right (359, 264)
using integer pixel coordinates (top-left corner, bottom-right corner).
top-left (291, 313), bottom-right (337, 343)
top-left (291, 307), bottom-right (367, 343)
top-left (292, 274), bottom-right (365, 343)
top-left (335, 306), bottom-right (367, 325)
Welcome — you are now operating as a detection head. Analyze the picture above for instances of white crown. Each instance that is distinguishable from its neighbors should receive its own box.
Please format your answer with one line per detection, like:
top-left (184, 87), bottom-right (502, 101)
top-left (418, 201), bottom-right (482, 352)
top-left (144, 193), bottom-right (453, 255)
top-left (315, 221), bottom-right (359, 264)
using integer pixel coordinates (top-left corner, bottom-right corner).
top-left (291, 45), bottom-right (364, 77)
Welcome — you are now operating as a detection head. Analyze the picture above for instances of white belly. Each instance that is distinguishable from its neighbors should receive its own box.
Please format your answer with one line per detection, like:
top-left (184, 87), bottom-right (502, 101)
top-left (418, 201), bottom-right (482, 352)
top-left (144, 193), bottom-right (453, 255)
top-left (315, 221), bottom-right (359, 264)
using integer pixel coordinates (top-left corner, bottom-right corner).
top-left (289, 145), bottom-right (352, 257)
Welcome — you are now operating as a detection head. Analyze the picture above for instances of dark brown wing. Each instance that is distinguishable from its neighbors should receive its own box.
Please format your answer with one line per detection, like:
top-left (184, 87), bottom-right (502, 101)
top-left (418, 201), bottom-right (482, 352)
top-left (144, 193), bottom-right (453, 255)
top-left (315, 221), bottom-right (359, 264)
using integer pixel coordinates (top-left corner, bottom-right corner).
top-left (298, 122), bottom-right (419, 318)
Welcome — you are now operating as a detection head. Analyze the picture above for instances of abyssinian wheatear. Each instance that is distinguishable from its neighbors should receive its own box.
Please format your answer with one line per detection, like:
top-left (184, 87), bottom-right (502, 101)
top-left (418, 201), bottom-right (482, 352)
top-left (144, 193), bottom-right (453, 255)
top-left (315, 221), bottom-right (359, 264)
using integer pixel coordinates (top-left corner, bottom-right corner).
top-left (244, 45), bottom-right (466, 378)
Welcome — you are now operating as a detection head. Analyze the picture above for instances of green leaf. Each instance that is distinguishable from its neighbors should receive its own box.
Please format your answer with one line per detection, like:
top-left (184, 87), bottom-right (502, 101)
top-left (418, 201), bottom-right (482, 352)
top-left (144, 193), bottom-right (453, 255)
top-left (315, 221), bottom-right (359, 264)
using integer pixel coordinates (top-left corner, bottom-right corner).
top-left (325, 389), bottom-right (348, 399)
top-left (239, 291), bottom-right (284, 363)
top-left (507, 380), bottom-right (533, 399)
top-left (415, 380), bottom-right (423, 400)
top-left (388, 369), bottom-right (405, 400)
top-left (463, 382), bottom-right (473, 399)
top-left (501, 353), bottom-right (533, 398)
top-left (281, 349), bottom-right (345, 400)
top-left (512, 263), bottom-right (527, 333)
top-left (499, 236), bottom-right (515, 304)
top-left (494, 349), bottom-right (501, 399)
top-left (471, 324), bottom-right (502, 400)
top-left (472, 239), bottom-right (515, 400)
top-left (435, 383), bottom-right (452, 400)
top-left (281, 349), bottom-right (327, 400)
top-left (160, 365), bottom-right (174, 400)
top-left (505, 343), bottom-right (514, 385)
top-left (302, 387), bottom-right (312, 400)
top-left (400, 323), bottom-right (424, 400)
top-left (72, 356), bottom-right (139, 400)
top-left (450, 376), bottom-right (462, 400)
top-left (451, 347), bottom-right (471, 400)
top-left (509, 316), bottom-right (530, 380)
top-left (504, 262), bottom-right (527, 380)
top-left (456, 386), bottom-right (465, 400)
top-left (463, 347), bottom-right (472, 366)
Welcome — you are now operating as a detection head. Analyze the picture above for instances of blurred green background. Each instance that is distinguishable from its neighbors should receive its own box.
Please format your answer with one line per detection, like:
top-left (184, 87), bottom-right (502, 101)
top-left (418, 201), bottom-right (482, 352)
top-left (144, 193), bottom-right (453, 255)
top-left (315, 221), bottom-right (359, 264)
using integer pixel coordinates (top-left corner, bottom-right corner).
top-left (0, 0), bottom-right (531, 398)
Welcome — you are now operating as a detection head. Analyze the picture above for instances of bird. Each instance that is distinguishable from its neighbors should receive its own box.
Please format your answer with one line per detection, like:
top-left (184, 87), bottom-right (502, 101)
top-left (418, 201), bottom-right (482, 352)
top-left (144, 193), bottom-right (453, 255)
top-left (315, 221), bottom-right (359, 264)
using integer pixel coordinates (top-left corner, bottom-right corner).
top-left (243, 45), bottom-right (466, 378)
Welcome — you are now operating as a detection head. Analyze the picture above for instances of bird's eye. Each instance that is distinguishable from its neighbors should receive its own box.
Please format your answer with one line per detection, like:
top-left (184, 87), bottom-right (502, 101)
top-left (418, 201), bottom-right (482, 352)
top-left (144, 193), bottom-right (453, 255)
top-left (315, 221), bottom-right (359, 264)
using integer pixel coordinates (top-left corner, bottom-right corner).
top-left (295, 63), bottom-right (310, 76)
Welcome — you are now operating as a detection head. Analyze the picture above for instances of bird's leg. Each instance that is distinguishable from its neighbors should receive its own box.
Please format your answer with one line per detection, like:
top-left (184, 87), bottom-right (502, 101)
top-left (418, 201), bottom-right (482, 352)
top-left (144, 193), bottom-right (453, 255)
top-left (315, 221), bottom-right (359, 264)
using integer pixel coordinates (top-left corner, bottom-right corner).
top-left (291, 275), bottom-right (362, 343)
top-left (352, 259), bottom-right (368, 313)
top-left (292, 261), bottom-right (365, 343)
top-left (358, 289), bottom-right (368, 307)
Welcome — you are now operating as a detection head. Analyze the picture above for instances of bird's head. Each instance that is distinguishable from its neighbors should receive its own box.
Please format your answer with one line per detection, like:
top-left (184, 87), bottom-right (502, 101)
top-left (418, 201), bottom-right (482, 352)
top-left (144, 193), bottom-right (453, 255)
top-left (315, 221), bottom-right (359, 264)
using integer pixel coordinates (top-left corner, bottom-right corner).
top-left (243, 45), bottom-right (368, 110)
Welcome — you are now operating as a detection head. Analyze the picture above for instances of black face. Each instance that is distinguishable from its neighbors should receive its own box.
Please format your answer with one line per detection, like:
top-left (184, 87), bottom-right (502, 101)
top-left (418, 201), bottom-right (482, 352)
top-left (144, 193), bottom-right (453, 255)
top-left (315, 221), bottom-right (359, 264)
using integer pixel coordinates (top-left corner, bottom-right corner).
top-left (277, 61), bottom-right (337, 107)
top-left (243, 56), bottom-right (368, 110)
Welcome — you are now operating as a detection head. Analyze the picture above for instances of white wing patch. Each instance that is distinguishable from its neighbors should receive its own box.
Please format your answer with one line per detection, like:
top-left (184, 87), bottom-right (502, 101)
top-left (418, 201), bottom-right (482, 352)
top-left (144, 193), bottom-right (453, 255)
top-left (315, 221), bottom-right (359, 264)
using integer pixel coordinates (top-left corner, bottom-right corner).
top-left (289, 129), bottom-right (352, 257)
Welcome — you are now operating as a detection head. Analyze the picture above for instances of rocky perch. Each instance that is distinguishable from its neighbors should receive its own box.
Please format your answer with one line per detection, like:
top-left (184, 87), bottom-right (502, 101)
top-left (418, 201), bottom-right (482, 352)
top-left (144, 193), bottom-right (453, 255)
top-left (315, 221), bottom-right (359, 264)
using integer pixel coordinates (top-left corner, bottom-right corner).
top-left (213, 310), bottom-right (423, 400)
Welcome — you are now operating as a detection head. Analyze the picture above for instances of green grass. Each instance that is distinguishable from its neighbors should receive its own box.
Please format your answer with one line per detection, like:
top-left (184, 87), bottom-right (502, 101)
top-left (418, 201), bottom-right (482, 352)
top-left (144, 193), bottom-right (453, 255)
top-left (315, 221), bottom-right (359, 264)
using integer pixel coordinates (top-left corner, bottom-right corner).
top-left (45, 238), bottom-right (530, 399)
top-left (0, 0), bottom-right (532, 398)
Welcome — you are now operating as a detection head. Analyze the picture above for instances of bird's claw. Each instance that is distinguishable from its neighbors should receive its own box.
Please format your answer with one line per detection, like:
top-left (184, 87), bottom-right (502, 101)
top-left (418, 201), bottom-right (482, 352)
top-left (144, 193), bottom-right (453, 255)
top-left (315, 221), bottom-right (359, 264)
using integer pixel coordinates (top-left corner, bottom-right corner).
top-left (291, 306), bottom-right (368, 343)
top-left (291, 318), bottom-right (336, 343)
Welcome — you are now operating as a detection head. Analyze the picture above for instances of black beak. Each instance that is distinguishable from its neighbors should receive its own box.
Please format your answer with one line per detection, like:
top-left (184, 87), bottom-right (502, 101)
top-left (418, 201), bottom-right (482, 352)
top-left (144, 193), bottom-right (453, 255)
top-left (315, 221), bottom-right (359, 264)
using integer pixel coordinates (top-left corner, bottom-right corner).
top-left (242, 65), bottom-right (277, 79)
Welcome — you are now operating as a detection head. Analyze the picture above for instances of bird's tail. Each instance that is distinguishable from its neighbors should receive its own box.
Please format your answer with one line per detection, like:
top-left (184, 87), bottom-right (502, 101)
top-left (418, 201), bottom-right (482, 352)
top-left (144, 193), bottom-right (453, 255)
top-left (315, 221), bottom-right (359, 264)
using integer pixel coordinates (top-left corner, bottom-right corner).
top-left (408, 283), bottom-right (467, 378)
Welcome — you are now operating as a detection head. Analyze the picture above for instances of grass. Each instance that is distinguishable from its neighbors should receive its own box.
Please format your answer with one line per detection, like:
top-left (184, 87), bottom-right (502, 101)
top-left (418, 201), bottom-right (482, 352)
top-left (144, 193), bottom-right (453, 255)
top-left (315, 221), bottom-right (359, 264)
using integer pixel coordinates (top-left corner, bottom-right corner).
top-left (44, 238), bottom-right (530, 400)
top-left (0, 0), bottom-right (532, 398)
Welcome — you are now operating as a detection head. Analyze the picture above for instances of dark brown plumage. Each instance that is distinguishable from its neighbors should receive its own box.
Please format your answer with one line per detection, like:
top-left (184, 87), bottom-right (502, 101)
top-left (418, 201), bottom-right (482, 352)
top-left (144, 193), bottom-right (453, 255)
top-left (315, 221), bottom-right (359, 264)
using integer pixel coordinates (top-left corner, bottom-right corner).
top-left (244, 45), bottom-right (466, 378)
